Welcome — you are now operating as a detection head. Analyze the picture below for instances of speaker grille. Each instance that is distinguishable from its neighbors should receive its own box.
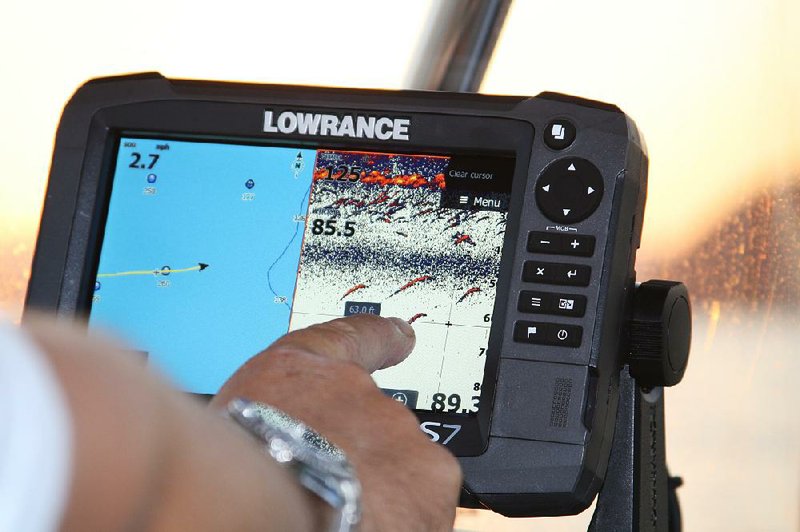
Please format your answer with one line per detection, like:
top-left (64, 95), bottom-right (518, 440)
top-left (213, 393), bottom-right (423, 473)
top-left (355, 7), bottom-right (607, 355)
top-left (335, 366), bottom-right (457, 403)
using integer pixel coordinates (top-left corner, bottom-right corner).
top-left (549, 377), bottom-right (573, 428)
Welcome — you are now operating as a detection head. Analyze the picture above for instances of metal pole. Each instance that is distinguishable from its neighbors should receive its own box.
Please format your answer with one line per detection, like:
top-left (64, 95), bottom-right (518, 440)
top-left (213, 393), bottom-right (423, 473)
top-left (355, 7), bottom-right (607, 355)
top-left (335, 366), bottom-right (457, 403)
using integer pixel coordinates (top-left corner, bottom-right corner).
top-left (405, 0), bottom-right (513, 93)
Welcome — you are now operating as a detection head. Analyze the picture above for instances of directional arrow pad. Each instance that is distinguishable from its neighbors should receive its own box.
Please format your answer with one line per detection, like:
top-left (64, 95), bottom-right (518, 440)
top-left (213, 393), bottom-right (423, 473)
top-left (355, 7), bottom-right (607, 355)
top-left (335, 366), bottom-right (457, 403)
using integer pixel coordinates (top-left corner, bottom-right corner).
top-left (535, 157), bottom-right (604, 224)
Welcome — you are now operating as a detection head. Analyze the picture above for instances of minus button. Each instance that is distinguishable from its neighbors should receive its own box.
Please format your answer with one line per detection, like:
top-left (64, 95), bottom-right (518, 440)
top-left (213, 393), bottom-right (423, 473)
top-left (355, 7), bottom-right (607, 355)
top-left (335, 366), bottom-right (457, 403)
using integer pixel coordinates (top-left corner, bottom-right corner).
top-left (528, 231), bottom-right (562, 253)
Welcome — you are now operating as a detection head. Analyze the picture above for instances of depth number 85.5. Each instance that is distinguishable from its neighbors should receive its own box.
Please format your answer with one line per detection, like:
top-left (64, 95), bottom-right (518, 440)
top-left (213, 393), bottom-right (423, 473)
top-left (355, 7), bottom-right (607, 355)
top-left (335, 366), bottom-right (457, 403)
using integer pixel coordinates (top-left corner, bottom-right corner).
top-left (311, 218), bottom-right (356, 237)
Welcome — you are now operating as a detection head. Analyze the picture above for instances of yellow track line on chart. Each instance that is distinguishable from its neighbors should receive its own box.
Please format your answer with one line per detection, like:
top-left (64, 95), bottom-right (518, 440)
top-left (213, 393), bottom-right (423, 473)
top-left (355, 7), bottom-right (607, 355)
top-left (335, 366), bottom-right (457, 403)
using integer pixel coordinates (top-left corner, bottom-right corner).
top-left (97, 263), bottom-right (209, 278)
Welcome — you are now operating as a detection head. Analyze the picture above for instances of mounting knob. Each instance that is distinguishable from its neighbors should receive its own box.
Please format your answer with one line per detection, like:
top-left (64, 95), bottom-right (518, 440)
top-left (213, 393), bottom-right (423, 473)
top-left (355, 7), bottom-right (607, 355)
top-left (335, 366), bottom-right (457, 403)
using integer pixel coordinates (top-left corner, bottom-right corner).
top-left (628, 280), bottom-right (691, 388)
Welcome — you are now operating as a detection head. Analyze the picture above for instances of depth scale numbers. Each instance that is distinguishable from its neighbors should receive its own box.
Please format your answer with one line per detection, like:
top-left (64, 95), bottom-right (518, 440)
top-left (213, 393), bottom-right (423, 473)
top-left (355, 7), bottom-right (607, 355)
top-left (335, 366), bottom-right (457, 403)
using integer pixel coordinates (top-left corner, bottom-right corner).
top-left (431, 388), bottom-right (481, 413)
top-left (322, 165), bottom-right (362, 181)
top-left (311, 218), bottom-right (356, 237)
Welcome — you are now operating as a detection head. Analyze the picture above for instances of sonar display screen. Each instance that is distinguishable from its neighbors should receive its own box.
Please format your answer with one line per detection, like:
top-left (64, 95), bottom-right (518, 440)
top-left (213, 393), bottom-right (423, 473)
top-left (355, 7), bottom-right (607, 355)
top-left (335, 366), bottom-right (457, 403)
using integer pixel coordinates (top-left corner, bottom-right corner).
top-left (90, 136), bottom-right (513, 413)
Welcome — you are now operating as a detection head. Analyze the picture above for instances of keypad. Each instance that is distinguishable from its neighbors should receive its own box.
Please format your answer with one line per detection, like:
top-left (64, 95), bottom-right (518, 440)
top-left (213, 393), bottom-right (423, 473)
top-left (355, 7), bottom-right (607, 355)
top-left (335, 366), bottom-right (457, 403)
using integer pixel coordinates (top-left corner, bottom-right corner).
top-left (523, 261), bottom-right (591, 286)
top-left (518, 290), bottom-right (587, 317)
top-left (513, 321), bottom-right (583, 347)
top-left (535, 157), bottom-right (604, 224)
top-left (527, 232), bottom-right (595, 257)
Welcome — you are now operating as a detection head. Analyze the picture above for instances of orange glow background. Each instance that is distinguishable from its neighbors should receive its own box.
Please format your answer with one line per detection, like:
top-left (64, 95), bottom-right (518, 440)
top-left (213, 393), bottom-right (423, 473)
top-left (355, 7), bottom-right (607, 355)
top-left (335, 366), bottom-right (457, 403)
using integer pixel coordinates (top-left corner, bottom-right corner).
top-left (1, 1), bottom-right (798, 530)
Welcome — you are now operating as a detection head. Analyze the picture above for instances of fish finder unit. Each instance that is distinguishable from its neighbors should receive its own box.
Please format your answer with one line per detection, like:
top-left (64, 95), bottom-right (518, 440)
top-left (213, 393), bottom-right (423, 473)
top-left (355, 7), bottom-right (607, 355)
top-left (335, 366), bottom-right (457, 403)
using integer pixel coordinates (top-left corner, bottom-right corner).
top-left (26, 73), bottom-right (665, 518)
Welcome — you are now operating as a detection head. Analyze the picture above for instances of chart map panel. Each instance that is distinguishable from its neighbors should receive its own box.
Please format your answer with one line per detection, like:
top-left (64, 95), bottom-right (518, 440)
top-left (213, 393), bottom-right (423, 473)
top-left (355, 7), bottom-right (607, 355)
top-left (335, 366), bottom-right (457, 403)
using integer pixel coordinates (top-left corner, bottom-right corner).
top-left (90, 138), bottom-right (315, 394)
top-left (289, 150), bottom-right (512, 413)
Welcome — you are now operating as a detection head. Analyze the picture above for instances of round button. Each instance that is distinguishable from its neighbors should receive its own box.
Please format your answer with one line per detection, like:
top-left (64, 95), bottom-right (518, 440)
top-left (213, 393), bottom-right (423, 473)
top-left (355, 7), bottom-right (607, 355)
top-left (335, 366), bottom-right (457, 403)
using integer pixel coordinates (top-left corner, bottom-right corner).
top-left (544, 119), bottom-right (576, 150)
top-left (535, 157), bottom-right (604, 224)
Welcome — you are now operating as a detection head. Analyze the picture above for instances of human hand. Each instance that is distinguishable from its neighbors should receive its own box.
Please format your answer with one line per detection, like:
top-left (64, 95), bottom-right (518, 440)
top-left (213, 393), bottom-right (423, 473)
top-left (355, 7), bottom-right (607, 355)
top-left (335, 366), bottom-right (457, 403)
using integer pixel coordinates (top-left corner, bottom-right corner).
top-left (211, 315), bottom-right (462, 532)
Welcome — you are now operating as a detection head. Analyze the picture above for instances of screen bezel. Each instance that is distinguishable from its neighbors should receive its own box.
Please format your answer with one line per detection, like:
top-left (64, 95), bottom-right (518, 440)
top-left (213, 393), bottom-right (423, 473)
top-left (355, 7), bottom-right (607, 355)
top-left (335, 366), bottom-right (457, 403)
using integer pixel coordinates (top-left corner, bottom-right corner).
top-left (41, 99), bottom-right (534, 456)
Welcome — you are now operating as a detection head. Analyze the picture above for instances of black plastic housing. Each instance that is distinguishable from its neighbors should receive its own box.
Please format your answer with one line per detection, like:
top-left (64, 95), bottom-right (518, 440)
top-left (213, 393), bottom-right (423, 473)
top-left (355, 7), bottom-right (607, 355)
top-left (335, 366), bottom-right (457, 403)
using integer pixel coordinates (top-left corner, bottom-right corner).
top-left (24, 73), bottom-right (648, 517)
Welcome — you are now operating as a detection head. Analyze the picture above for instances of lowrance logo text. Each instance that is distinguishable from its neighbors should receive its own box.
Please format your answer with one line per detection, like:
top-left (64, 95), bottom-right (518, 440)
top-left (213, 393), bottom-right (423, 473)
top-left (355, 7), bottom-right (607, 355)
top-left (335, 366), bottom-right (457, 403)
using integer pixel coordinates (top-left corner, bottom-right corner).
top-left (263, 110), bottom-right (410, 141)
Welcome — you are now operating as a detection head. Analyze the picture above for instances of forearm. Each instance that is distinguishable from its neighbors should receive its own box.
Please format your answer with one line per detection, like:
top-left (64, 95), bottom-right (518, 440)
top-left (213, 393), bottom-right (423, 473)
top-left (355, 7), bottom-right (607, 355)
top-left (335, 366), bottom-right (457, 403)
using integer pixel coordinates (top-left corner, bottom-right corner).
top-left (146, 383), bottom-right (323, 531)
top-left (27, 318), bottom-right (322, 532)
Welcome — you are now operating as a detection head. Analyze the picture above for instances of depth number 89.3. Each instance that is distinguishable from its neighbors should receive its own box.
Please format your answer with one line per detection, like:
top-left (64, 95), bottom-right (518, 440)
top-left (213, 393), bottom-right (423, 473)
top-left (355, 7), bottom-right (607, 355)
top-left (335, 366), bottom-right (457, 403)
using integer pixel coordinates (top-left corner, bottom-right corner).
top-left (311, 219), bottom-right (356, 237)
top-left (431, 389), bottom-right (481, 413)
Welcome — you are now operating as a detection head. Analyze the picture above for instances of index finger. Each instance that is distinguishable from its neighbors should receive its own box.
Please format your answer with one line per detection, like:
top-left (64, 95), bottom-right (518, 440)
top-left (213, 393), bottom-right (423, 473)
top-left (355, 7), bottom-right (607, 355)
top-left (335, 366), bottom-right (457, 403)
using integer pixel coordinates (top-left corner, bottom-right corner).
top-left (268, 314), bottom-right (416, 373)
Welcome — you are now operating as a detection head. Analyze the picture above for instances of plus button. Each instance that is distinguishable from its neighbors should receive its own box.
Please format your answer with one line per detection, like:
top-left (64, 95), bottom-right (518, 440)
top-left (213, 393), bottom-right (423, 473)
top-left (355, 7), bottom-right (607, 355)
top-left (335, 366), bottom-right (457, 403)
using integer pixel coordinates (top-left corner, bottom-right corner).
top-left (570, 239), bottom-right (580, 249)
